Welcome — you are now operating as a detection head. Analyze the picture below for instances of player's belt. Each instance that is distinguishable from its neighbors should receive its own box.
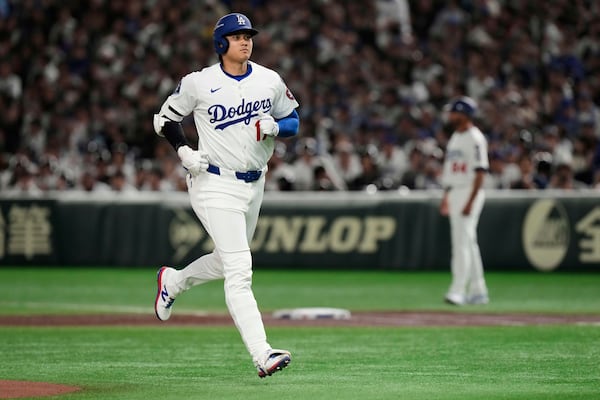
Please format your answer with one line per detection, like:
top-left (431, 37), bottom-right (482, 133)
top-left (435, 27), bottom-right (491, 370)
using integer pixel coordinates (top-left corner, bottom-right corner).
top-left (207, 164), bottom-right (263, 183)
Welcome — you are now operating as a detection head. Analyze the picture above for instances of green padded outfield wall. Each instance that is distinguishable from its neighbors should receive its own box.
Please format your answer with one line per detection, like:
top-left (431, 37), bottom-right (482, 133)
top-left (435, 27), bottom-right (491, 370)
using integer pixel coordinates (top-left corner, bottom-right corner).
top-left (0, 191), bottom-right (599, 272)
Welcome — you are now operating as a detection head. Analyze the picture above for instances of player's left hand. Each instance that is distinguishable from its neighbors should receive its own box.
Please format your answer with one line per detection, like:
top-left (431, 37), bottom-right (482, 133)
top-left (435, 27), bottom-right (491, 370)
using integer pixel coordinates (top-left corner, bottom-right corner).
top-left (257, 114), bottom-right (279, 137)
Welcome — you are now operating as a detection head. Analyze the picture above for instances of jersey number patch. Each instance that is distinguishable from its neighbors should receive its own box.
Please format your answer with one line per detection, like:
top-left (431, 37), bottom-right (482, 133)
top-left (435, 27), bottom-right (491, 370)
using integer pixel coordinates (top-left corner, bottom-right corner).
top-left (255, 120), bottom-right (267, 141)
top-left (452, 162), bottom-right (467, 173)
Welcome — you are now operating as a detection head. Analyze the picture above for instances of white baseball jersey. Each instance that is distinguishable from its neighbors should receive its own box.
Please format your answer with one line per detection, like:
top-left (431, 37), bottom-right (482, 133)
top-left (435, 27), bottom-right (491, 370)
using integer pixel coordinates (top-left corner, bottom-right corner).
top-left (161, 61), bottom-right (299, 172)
top-left (442, 126), bottom-right (489, 189)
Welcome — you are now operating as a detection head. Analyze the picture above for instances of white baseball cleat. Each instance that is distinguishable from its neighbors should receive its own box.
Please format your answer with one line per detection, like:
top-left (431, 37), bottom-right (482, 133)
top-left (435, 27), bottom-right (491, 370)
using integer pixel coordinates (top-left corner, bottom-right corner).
top-left (154, 266), bottom-right (177, 321)
top-left (444, 293), bottom-right (466, 306)
top-left (256, 349), bottom-right (291, 378)
top-left (467, 294), bottom-right (489, 305)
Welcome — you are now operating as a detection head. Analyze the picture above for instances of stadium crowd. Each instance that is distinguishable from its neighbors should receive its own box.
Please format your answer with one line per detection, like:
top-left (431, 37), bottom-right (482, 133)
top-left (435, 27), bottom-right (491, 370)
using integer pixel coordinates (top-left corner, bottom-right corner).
top-left (1, 0), bottom-right (599, 195)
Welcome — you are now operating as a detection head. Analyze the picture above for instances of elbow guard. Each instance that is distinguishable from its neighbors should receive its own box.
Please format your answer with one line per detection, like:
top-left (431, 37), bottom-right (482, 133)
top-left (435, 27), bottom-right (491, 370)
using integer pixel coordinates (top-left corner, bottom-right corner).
top-left (153, 114), bottom-right (169, 136)
top-left (154, 97), bottom-right (186, 136)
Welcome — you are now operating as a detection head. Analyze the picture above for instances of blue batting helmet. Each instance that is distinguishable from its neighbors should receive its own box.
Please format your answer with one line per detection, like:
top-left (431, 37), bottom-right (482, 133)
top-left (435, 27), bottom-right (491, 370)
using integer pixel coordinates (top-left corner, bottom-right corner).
top-left (448, 96), bottom-right (477, 118)
top-left (213, 13), bottom-right (259, 55)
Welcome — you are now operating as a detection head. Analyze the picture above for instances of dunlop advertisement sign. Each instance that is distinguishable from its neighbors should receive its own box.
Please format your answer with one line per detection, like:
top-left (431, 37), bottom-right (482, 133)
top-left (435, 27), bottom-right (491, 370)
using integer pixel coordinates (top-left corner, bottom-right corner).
top-left (1, 194), bottom-right (598, 271)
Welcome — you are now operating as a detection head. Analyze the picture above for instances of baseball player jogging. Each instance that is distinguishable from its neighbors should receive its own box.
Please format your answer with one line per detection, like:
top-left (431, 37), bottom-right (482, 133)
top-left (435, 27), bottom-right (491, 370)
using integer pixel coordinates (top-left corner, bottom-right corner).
top-left (439, 97), bottom-right (489, 306)
top-left (152, 12), bottom-right (299, 378)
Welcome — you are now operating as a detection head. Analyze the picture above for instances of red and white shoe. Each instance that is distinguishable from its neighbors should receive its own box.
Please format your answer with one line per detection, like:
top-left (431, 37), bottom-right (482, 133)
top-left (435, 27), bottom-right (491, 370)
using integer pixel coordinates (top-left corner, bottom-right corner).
top-left (154, 266), bottom-right (177, 321)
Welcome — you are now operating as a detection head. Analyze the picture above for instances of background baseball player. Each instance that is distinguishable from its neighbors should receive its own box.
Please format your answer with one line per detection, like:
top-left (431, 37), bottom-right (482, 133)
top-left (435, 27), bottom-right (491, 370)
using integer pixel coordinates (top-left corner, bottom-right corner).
top-left (152, 12), bottom-right (299, 378)
top-left (439, 97), bottom-right (489, 306)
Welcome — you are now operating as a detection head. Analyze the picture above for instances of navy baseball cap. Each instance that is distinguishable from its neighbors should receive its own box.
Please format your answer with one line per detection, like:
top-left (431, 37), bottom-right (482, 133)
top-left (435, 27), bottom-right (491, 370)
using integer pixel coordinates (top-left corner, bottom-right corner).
top-left (448, 96), bottom-right (477, 118)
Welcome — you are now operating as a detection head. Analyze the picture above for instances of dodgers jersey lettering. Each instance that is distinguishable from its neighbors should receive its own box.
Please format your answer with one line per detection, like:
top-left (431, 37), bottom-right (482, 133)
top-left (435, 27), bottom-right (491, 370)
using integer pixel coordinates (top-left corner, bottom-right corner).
top-left (166, 62), bottom-right (298, 172)
top-left (442, 125), bottom-right (489, 189)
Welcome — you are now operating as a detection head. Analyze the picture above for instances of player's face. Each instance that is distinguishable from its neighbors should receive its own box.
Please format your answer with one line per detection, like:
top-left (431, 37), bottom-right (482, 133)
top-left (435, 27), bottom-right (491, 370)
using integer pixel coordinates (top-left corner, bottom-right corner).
top-left (447, 111), bottom-right (467, 130)
top-left (224, 32), bottom-right (253, 63)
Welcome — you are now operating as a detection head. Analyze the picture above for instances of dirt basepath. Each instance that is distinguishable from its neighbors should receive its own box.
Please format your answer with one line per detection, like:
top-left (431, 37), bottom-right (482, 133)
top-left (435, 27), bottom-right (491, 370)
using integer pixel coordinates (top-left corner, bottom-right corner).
top-left (1, 311), bottom-right (599, 327)
top-left (0, 381), bottom-right (79, 399)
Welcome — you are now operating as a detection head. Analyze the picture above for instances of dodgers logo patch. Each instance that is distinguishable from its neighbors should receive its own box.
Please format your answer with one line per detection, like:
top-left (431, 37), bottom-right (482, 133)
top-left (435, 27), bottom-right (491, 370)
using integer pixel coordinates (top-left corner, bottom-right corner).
top-left (285, 88), bottom-right (295, 100)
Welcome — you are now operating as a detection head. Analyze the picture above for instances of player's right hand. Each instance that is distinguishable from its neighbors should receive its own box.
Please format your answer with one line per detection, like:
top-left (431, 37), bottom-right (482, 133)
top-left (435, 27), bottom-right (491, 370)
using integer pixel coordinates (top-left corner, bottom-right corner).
top-left (257, 114), bottom-right (280, 137)
top-left (177, 145), bottom-right (209, 177)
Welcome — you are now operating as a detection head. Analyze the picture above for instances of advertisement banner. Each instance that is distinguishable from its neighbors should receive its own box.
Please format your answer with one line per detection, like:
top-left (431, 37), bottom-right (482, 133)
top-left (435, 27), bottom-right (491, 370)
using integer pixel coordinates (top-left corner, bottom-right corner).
top-left (1, 192), bottom-right (599, 272)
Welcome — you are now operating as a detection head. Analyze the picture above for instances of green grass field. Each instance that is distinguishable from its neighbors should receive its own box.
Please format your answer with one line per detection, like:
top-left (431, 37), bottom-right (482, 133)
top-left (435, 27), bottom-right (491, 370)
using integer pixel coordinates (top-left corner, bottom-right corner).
top-left (1, 268), bottom-right (599, 399)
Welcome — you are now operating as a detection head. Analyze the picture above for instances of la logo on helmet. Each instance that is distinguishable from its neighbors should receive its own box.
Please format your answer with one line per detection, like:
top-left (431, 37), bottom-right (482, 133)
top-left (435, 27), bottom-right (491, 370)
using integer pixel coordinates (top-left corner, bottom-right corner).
top-left (237, 14), bottom-right (245, 25)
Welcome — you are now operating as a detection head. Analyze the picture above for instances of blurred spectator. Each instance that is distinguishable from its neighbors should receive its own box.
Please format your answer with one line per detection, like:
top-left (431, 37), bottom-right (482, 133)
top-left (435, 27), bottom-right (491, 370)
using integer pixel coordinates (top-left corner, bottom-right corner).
top-left (594, 141), bottom-right (600, 183)
top-left (540, 125), bottom-right (574, 165)
top-left (510, 154), bottom-right (538, 190)
top-left (417, 158), bottom-right (443, 190)
top-left (377, 136), bottom-right (408, 189)
top-left (21, 119), bottom-right (47, 160)
top-left (134, 162), bottom-right (150, 191)
top-left (332, 140), bottom-right (362, 189)
top-left (532, 152), bottom-right (554, 189)
top-left (145, 167), bottom-right (172, 192)
top-left (549, 162), bottom-right (587, 190)
top-left (0, 153), bottom-right (10, 190)
top-left (576, 91), bottom-right (600, 137)
top-left (0, 61), bottom-right (22, 100)
top-left (572, 137), bottom-right (596, 185)
top-left (399, 145), bottom-right (426, 190)
top-left (107, 143), bottom-right (136, 185)
top-left (4, 160), bottom-right (42, 197)
top-left (291, 137), bottom-right (344, 191)
top-left (77, 170), bottom-right (111, 193)
top-left (36, 157), bottom-right (61, 191)
top-left (349, 151), bottom-right (382, 191)
top-left (312, 165), bottom-right (338, 191)
top-left (265, 142), bottom-right (296, 191)
top-left (375, 0), bottom-right (413, 48)
top-left (291, 137), bottom-right (320, 191)
top-left (109, 170), bottom-right (137, 193)
top-left (484, 151), bottom-right (505, 189)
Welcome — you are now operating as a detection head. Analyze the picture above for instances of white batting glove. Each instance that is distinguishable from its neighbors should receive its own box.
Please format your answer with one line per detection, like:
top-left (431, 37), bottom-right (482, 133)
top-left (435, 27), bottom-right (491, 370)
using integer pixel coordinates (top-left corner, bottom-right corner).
top-left (177, 145), bottom-right (209, 177)
top-left (258, 114), bottom-right (279, 137)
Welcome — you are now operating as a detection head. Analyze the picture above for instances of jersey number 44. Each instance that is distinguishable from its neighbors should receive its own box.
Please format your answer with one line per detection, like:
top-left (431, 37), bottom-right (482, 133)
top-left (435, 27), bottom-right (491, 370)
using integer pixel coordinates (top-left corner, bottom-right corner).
top-left (452, 162), bottom-right (467, 173)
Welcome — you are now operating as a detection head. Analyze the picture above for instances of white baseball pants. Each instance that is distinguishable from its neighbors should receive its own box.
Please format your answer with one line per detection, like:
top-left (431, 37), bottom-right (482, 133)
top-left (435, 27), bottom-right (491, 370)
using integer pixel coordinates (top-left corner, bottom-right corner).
top-left (446, 187), bottom-right (488, 302)
top-left (170, 171), bottom-right (270, 364)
